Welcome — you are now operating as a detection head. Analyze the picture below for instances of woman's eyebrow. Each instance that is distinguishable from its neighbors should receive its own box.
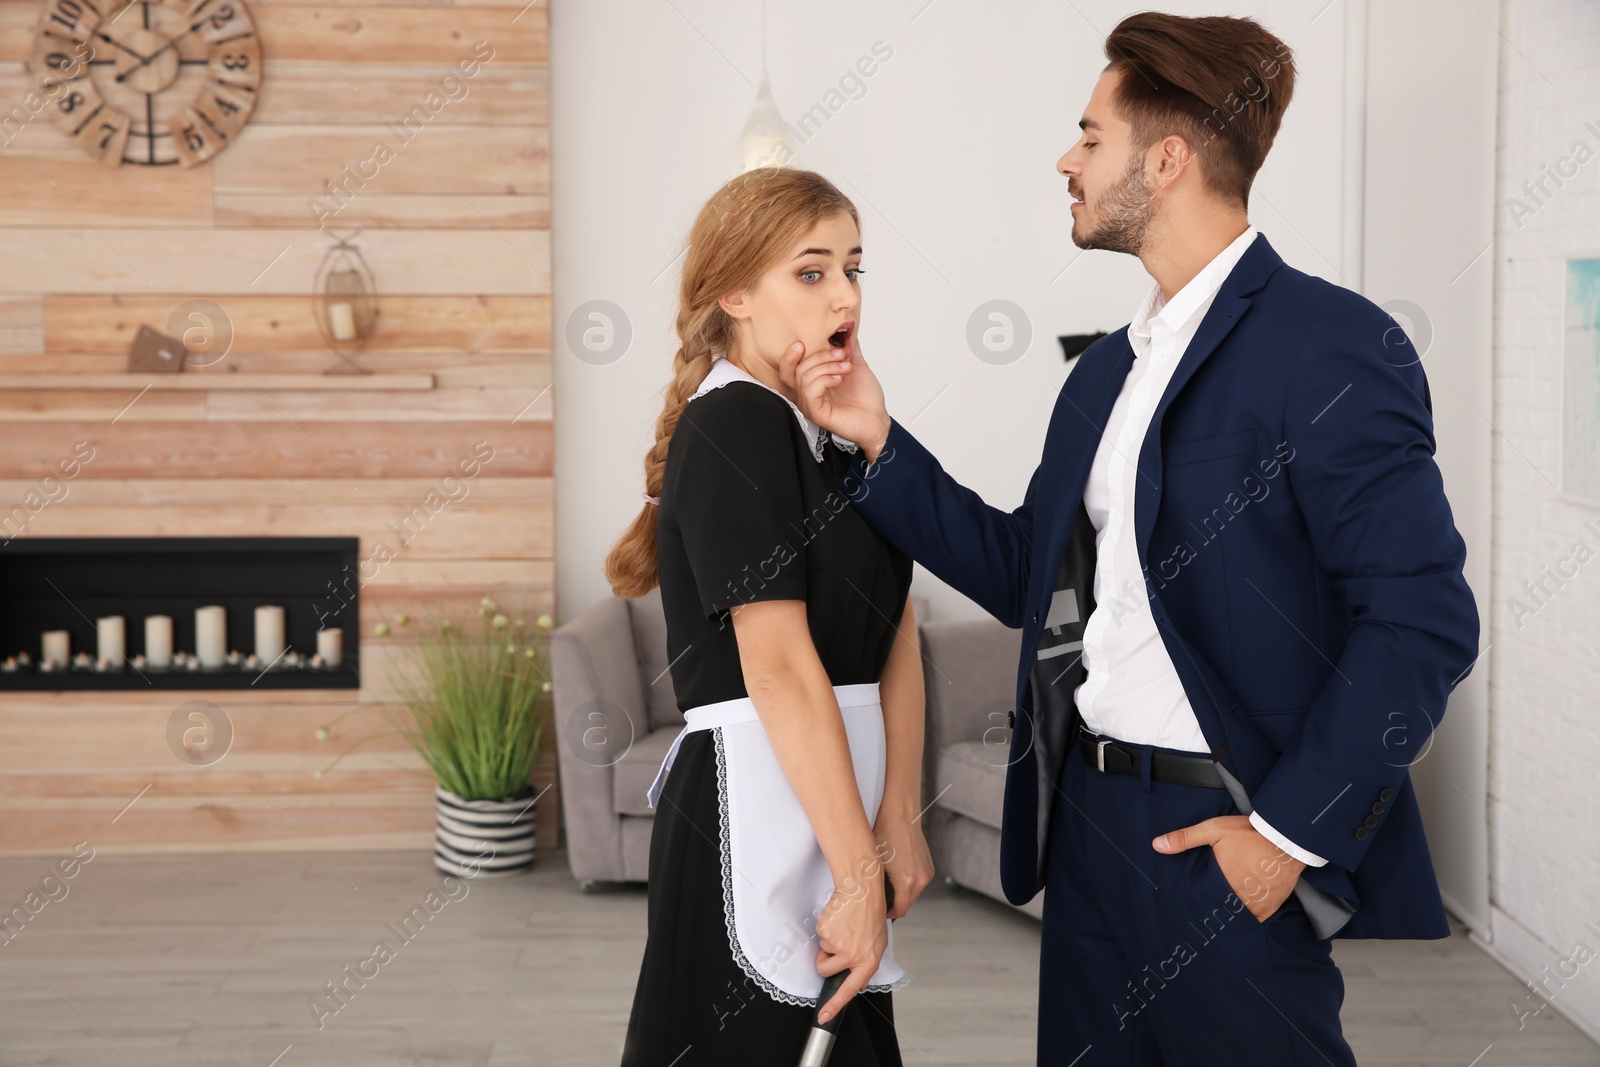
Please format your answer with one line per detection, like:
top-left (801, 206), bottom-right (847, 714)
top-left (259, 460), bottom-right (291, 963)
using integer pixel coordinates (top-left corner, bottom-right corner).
top-left (791, 245), bottom-right (865, 260)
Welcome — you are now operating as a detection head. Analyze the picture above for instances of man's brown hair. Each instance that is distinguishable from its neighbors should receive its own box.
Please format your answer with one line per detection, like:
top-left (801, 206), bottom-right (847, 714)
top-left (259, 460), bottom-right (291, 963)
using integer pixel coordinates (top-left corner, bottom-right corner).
top-left (1103, 13), bottom-right (1296, 208)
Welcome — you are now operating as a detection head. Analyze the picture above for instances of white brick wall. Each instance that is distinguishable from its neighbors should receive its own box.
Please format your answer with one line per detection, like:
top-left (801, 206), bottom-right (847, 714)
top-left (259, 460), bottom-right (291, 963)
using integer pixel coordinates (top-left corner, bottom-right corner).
top-left (1487, 0), bottom-right (1600, 1042)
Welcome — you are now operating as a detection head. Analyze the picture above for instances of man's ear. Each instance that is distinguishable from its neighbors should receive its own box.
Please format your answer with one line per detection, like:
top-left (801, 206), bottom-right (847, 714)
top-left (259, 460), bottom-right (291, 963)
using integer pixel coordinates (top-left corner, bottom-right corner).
top-left (1156, 133), bottom-right (1197, 187)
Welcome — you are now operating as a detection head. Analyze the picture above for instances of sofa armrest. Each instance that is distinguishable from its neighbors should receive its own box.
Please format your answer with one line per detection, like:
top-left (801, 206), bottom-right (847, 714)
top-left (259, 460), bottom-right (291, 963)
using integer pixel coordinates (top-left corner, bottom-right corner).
top-left (550, 596), bottom-right (651, 883)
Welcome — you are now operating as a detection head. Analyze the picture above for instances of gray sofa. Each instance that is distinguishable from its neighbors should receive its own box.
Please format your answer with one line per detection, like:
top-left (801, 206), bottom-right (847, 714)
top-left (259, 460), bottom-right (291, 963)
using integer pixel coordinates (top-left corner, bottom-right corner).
top-left (916, 615), bottom-right (1040, 918)
top-left (550, 587), bottom-right (1041, 918)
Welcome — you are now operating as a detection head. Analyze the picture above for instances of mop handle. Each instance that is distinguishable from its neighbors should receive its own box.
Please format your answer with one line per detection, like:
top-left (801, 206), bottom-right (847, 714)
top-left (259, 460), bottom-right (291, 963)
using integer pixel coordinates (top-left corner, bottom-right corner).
top-left (798, 875), bottom-right (895, 1066)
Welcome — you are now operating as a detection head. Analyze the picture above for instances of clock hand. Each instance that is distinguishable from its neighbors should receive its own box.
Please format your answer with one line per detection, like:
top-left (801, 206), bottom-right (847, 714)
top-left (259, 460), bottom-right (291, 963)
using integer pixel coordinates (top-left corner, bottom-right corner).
top-left (92, 29), bottom-right (153, 64)
top-left (114, 19), bottom-right (209, 79)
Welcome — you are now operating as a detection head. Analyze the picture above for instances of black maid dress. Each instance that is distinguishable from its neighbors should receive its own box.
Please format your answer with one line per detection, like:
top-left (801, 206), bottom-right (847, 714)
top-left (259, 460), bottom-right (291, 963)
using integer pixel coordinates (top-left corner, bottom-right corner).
top-left (620, 366), bottom-right (913, 1067)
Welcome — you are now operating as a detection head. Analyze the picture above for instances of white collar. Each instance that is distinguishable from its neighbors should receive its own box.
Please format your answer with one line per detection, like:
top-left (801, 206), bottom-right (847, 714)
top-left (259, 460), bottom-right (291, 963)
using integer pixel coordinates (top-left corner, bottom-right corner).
top-left (688, 354), bottom-right (859, 463)
top-left (1128, 224), bottom-right (1260, 355)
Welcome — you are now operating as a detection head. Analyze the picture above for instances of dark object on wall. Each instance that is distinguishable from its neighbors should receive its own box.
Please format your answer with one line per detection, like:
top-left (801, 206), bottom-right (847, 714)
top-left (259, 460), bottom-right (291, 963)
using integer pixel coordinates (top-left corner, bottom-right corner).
top-left (1059, 331), bottom-right (1109, 362)
top-left (126, 325), bottom-right (188, 374)
top-left (0, 537), bottom-right (360, 690)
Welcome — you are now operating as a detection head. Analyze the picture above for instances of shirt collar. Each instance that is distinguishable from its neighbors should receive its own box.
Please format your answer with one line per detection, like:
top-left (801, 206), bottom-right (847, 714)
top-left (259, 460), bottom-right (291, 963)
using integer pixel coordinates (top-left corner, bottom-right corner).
top-left (689, 354), bottom-right (859, 463)
top-left (1128, 225), bottom-right (1260, 356)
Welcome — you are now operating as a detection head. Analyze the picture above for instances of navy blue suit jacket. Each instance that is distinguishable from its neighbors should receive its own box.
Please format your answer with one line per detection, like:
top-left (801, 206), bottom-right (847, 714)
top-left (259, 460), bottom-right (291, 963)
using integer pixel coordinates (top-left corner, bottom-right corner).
top-left (838, 232), bottom-right (1479, 939)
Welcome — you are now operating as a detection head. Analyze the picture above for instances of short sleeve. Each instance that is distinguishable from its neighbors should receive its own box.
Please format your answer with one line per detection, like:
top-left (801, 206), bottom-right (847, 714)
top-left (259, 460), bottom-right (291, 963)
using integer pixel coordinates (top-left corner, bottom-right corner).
top-left (668, 385), bottom-right (808, 618)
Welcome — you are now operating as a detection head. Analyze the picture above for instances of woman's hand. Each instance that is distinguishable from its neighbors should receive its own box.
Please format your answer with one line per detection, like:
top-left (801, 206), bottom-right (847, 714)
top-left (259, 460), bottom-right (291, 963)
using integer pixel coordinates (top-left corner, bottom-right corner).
top-left (814, 866), bottom-right (889, 1023)
top-left (875, 807), bottom-right (935, 919)
top-left (779, 334), bottom-right (892, 463)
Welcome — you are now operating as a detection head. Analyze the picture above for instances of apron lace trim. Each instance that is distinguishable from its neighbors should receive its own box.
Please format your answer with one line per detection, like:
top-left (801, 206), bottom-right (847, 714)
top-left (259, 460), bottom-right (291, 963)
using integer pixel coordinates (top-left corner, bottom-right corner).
top-left (712, 727), bottom-right (911, 1006)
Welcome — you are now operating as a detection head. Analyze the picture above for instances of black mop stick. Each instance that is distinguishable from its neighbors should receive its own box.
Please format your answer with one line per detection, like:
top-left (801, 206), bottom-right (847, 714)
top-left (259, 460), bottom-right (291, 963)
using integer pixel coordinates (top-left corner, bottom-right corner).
top-left (798, 876), bottom-right (895, 1066)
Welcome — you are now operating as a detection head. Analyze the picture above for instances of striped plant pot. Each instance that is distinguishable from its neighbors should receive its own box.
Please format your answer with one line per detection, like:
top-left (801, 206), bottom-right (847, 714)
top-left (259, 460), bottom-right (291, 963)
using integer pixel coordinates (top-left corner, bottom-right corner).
top-left (433, 785), bottom-right (538, 878)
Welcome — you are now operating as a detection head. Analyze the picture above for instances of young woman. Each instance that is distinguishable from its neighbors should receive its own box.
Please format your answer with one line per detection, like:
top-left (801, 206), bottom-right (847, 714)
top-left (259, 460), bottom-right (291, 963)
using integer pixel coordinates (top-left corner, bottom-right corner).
top-left (605, 167), bottom-right (934, 1066)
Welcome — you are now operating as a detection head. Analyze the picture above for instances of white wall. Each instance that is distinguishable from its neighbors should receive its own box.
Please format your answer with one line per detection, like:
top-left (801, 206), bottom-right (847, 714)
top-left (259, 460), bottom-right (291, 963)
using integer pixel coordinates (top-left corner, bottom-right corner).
top-left (1473, 0), bottom-right (1600, 1047)
top-left (1363, 2), bottom-right (1496, 937)
top-left (551, 0), bottom-right (1356, 624)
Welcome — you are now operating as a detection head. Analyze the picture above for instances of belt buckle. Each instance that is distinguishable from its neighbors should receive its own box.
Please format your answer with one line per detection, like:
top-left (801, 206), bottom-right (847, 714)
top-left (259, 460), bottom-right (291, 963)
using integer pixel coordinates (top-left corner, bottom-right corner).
top-left (1096, 738), bottom-right (1110, 773)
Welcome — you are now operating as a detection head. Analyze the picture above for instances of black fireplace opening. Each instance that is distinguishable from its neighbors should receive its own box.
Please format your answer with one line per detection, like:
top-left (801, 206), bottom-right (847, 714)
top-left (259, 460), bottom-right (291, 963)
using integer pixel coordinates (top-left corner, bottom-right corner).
top-left (0, 537), bottom-right (361, 690)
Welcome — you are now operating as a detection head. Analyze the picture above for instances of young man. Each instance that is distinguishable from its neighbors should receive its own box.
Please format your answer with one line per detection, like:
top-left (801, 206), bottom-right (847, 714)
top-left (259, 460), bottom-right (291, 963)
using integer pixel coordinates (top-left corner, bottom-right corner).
top-left (780, 12), bottom-right (1479, 1066)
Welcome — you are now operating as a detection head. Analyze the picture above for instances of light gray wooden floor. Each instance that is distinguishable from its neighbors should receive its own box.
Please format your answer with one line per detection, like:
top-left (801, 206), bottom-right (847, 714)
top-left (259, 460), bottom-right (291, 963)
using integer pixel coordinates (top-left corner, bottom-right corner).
top-left (0, 848), bottom-right (1594, 1066)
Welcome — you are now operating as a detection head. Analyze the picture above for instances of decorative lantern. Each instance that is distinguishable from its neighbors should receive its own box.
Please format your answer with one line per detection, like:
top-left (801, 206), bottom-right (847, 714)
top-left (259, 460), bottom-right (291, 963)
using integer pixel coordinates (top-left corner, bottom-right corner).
top-left (731, 2), bottom-right (797, 176)
top-left (734, 72), bottom-right (797, 176)
top-left (313, 229), bottom-right (379, 375)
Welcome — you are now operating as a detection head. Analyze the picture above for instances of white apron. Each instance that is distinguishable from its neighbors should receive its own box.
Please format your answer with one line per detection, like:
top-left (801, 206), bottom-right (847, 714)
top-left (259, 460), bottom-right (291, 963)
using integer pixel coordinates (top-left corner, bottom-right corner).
top-left (645, 681), bottom-right (909, 1005)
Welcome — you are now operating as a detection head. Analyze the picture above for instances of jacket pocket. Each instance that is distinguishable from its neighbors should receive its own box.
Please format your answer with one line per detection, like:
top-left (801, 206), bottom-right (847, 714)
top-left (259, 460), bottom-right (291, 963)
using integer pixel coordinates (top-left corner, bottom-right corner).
top-left (1164, 428), bottom-right (1259, 468)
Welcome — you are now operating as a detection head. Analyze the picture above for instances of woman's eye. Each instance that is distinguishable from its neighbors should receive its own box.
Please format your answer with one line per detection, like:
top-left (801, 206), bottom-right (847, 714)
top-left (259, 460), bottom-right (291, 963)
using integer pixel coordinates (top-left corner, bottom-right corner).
top-left (799, 270), bottom-right (821, 283)
top-left (1084, 142), bottom-right (1097, 149)
top-left (845, 268), bottom-right (864, 281)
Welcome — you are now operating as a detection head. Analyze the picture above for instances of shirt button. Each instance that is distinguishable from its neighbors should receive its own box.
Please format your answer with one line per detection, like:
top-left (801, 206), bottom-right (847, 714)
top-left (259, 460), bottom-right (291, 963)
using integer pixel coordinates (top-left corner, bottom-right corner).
top-left (1006, 710), bottom-right (1016, 729)
top-left (1032, 610), bottom-right (1039, 624)
top-left (1363, 814), bottom-right (1380, 828)
top-left (1355, 826), bottom-right (1369, 840)
top-left (1379, 787), bottom-right (1394, 802)
top-left (1371, 801), bottom-right (1386, 815)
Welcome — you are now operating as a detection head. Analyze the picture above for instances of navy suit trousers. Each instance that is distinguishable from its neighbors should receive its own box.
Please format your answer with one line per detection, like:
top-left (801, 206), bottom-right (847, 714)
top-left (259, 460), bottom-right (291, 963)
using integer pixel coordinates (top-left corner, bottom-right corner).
top-left (1038, 737), bottom-right (1359, 1066)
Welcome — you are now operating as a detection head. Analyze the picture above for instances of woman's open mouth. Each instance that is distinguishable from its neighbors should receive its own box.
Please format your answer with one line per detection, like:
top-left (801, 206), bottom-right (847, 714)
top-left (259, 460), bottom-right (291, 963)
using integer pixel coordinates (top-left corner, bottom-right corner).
top-left (828, 323), bottom-right (854, 349)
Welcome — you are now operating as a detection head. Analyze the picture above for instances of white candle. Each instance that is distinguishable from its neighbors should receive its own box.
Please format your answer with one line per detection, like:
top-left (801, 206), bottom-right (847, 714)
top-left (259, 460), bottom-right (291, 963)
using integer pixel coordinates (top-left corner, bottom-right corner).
top-left (255, 605), bottom-right (286, 664)
top-left (96, 616), bottom-right (126, 670)
top-left (317, 627), bottom-right (343, 668)
top-left (329, 301), bottom-right (358, 341)
top-left (145, 615), bottom-right (173, 669)
top-left (195, 605), bottom-right (227, 668)
top-left (41, 630), bottom-right (69, 668)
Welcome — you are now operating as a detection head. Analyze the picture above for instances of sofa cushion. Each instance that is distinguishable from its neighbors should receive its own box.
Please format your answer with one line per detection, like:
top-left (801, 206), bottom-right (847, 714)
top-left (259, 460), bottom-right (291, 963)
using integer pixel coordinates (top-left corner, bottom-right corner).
top-left (934, 739), bottom-right (1008, 832)
top-left (612, 725), bottom-right (683, 817)
top-left (919, 618), bottom-right (1023, 754)
top-left (939, 810), bottom-right (1044, 919)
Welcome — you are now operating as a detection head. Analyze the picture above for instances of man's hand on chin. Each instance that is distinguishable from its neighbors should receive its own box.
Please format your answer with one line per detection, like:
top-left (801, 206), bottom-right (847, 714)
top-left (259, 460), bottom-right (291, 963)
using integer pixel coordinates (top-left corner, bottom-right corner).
top-left (778, 338), bottom-right (892, 463)
top-left (1153, 815), bottom-right (1305, 922)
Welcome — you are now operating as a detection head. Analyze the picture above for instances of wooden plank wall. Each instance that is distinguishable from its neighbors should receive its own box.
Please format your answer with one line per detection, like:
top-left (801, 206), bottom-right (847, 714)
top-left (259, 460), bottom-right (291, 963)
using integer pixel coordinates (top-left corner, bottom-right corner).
top-left (0, 0), bottom-right (556, 855)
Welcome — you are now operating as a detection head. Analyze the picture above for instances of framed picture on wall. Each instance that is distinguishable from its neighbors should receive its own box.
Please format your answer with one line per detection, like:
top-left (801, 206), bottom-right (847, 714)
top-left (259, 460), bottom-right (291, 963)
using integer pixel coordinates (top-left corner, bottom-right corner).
top-left (1562, 258), bottom-right (1600, 507)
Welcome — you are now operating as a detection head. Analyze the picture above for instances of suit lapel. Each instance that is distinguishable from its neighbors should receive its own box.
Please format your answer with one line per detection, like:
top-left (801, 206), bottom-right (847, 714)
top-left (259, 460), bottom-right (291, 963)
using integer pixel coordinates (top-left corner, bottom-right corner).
top-left (1011, 338), bottom-right (1134, 893)
top-left (1032, 333), bottom-right (1135, 594)
top-left (1131, 233), bottom-right (1283, 563)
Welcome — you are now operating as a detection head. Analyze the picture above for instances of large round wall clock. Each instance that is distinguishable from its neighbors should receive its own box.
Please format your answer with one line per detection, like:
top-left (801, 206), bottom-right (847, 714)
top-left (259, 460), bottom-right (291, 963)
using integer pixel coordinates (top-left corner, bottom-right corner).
top-left (30, 0), bottom-right (262, 167)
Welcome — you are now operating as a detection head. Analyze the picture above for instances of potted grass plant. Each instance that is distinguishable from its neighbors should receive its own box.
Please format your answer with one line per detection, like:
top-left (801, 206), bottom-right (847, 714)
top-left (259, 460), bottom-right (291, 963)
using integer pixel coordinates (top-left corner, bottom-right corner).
top-left (324, 597), bottom-right (552, 878)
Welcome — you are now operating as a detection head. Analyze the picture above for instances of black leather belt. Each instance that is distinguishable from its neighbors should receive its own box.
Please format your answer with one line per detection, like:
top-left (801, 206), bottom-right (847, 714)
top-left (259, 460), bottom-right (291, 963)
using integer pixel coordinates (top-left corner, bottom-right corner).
top-left (1077, 724), bottom-right (1226, 789)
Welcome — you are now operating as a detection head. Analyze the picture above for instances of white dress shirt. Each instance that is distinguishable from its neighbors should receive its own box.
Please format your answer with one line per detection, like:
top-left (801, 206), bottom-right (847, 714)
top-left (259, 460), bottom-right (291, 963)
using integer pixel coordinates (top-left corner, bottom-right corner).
top-left (1074, 224), bottom-right (1327, 868)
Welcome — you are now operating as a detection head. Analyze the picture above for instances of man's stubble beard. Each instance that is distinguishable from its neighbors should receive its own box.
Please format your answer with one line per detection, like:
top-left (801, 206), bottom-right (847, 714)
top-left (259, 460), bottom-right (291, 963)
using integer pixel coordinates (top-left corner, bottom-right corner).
top-left (1072, 154), bottom-right (1156, 256)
